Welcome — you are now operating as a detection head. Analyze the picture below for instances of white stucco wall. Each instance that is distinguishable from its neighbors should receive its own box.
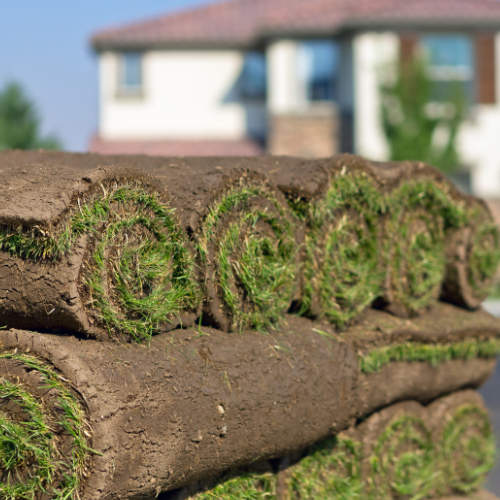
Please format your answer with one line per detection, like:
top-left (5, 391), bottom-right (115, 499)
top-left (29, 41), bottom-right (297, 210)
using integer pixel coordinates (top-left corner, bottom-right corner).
top-left (458, 32), bottom-right (500, 198)
top-left (267, 40), bottom-right (303, 114)
top-left (353, 31), bottom-right (500, 199)
top-left (353, 32), bottom-right (399, 160)
top-left (98, 50), bottom-right (267, 140)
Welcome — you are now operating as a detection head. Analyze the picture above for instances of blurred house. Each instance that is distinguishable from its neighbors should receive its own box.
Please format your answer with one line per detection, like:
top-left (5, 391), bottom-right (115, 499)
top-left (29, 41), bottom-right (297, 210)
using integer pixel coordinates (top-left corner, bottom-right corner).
top-left (91, 0), bottom-right (500, 198)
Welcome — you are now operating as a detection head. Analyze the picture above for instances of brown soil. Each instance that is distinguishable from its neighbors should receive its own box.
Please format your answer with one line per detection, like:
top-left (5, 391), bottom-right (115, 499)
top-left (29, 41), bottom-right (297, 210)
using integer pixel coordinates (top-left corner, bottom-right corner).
top-left (0, 151), bottom-right (494, 324)
top-left (1, 304), bottom-right (498, 499)
top-left (0, 162), bottom-right (170, 339)
top-left (347, 301), bottom-right (500, 350)
top-left (170, 392), bottom-right (495, 500)
top-left (0, 153), bottom-right (302, 336)
top-left (0, 149), bottom-right (482, 209)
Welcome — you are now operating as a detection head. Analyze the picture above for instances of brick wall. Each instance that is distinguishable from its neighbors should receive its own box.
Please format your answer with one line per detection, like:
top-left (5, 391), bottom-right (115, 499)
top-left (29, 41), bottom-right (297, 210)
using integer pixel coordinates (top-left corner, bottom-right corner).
top-left (268, 105), bottom-right (339, 157)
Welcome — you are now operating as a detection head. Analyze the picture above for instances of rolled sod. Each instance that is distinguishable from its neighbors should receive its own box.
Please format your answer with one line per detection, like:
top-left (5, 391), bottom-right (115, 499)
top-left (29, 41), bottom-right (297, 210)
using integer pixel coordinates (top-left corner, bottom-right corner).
top-left (441, 200), bottom-right (500, 309)
top-left (342, 156), bottom-right (464, 317)
top-left (183, 391), bottom-right (495, 500)
top-left (147, 154), bottom-right (386, 327)
top-left (368, 157), bottom-right (500, 311)
top-left (0, 153), bottom-right (299, 336)
top-left (352, 400), bottom-right (435, 499)
top-left (0, 303), bottom-right (499, 499)
top-left (300, 167), bottom-right (386, 329)
top-left (0, 352), bottom-right (91, 500)
top-left (0, 163), bottom-right (199, 341)
top-left (262, 153), bottom-right (492, 320)
top-left (190, 171), bottom-right (299, 332)
top-left (127, 161), bottom-right (300, 332)
top-left (428, 390), bottom-right (496, 496)
top-left (342, 391), bottom-right (494, 500)
top-left (0, 151), bottom-right (498, 332)
top-left (247, 153), bottom-right (498, 320)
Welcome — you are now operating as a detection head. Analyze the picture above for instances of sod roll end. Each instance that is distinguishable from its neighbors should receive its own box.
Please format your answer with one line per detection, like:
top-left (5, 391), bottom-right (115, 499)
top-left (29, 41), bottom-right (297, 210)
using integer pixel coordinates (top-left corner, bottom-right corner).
top-left (0, 163), bottom-right (200, 342)
top-left (194, 171), bottom-right (300, 333)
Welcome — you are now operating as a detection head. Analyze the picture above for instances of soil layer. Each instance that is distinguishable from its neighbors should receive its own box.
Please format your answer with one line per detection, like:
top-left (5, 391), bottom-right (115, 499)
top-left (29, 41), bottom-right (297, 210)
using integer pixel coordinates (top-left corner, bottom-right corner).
top-left (0, 154), bottom-right (300, 337)
top-left (0, 162), bottom-right (202, 340)
top-left (164, 391), bottom-right (495, 500)
top-left (0, 303), bottom-right (498, 499)
top-left (1, 150), bottom-right (495, 326)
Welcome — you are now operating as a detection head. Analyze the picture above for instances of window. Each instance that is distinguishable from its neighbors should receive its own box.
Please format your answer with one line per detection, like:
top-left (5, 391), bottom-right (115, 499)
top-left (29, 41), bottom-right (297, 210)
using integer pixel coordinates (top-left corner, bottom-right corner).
top-left (241, 52), bottom-right (267, 99)
top-left (421, 35), bottom-right (473, 102)
top-left (118, 52), bottom-right (143, 95)
top-left (298, 41), bottom-right (339, 102)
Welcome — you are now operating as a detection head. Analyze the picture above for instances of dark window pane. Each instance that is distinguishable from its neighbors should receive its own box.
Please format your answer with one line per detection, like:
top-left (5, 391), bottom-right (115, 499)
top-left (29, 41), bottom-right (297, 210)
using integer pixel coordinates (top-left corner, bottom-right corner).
top-left (299, 40), bottom-right (339, 102)
top-left (421, 35), bottom-right (473, 102)
top-left (422, 35), bottom-right (473, 68)
top-left (119, 52), bottom-right (143, 92)
top-left (241, 52), bottom-right (267, 99)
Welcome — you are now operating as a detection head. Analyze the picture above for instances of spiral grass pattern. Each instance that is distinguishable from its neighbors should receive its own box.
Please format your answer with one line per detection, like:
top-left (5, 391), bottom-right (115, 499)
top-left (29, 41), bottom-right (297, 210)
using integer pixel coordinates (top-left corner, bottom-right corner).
top-left (79, 186), bottom-right (199, 341)
top-left (0, 352), bottom-right (92, 500)
top-left (0, 183), bottom-right (200, 342)
top-left (467, 216), bottom-right (500, 299)
top-left (185, 394), bottom-right (495, 500)
top-left (197, 183), bottom-right (297, 332)
top-left (286, 435), bottom-right (362, 499)
top-left (384, 181), bottom-right (464, 315)
top-left (194, 473), bottom-right (276, 499)
top-left (439, 404), bottom-right (495, 494)
top-left (0, 162), bottom-right (498, 335)
top-left (367, 415), bottom-right (435, 500)
top-left (302, 172), bottom-right (385, 329)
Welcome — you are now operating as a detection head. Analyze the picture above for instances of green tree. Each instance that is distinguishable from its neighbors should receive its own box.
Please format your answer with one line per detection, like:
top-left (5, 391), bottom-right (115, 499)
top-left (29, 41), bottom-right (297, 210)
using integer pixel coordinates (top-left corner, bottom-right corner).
top-left (380, 58), bottom-right (465, 174)
top-left (0, 81), bottom-right (61, 150)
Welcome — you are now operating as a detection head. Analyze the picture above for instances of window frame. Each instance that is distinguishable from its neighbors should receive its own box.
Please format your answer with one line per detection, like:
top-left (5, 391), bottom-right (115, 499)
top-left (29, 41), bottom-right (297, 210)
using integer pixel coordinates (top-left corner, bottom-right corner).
top-left (419, 33), bottom-right (475, 105)
top-left (116, 51), bottom-right (144, 98)
top-left (297, 39), bottom-right (339, 105)
top-left (240, 51), bottom-right (267, 101)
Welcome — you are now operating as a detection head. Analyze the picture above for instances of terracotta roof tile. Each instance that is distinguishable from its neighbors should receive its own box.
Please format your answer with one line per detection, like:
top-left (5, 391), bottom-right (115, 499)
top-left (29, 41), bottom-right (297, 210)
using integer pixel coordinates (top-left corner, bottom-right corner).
top-left (91, 0), bottom-right (500, 49)
top-left (353, 0), bottom-right (500, 23)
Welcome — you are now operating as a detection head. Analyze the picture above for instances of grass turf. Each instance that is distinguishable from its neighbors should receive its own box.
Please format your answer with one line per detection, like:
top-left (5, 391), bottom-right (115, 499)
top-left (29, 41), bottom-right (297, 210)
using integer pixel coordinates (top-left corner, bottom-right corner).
top-left (367, 415), bottom-right (435, 500)
top-left (286, 435), bottom-right (362, 499)
top-left (191, 402), bottom-right (495, 499)
top-left (384, 180), bottom-right (465, 315)
top-left (297, 175), bottom-right (494, 327)
top-left (194, 473), bottom-right (276, 499)
top-left (301, 172), bottom-right (386, 329)
top-left (467, 216), bottom-right (500, 300)
top-left (0, 174), bottom-right (499, 337)
top-left (358, 337), bottom-right (500, 373)
top-left (438, 404), bottom-right (496, 495)
top-left (197, 184), bottom-right (298, 332)
top-left (0, 352), bottom-right (93, 500)
top-left (0, 184), bottom-right (200, 342)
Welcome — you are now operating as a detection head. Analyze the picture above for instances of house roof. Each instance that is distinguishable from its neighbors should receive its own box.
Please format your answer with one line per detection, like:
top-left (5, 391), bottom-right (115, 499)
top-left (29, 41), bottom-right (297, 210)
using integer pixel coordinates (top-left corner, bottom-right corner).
top-left (91, 0), bottom-right (500, 50)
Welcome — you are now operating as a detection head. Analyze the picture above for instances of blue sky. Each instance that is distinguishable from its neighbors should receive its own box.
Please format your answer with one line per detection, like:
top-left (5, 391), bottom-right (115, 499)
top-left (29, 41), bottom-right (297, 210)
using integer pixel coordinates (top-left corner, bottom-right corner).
top-left (0, 0), bottom-right (215, 151)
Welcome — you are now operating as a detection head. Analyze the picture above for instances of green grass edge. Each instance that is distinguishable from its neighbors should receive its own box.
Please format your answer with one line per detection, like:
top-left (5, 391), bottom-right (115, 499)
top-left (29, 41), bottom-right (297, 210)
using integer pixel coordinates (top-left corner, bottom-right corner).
top-left (192, 402), bottom-right (495, 500)
top-left (0, 352), bottom-right (94, 500)
top-left (359, 337), bottom-right (500, 373)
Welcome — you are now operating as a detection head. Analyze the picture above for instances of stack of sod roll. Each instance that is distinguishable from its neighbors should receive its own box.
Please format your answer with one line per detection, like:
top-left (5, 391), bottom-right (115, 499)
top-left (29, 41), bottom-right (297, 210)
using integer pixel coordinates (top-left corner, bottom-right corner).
top-left (0, 150), bottom-right (499, 500)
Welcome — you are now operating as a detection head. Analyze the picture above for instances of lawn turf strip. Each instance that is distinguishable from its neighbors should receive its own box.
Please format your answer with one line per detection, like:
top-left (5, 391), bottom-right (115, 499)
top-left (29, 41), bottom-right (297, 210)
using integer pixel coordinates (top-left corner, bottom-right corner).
top-left (0, 353), bottom-right (92, 500)
top-left (197, 182), bottom-right (298, 332)
top-left (188, 392), bottom-right (494, 500)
